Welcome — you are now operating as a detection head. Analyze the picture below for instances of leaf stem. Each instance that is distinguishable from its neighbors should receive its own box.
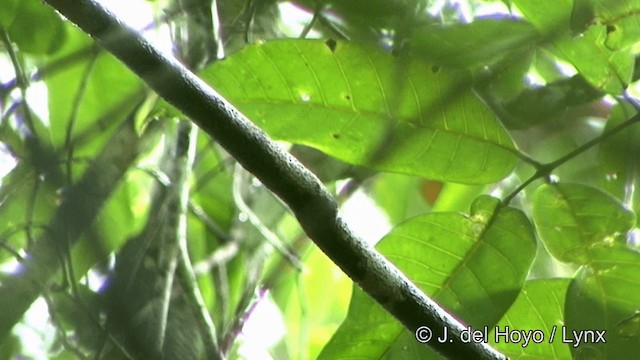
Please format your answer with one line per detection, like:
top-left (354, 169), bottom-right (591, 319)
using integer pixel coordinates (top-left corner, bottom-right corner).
top-left (502, 108), bottom-right (640, 205)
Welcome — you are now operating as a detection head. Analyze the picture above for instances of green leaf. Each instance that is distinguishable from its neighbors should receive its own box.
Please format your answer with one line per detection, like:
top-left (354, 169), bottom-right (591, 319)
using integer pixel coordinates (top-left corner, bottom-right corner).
top-left (565, 246), bottom-right (640, 359)
top-left (430, 182), bottom-right (487, 213)
top-left (591, 0), bottom-right (640, 50)
top-left (481, 49), bottom-right (534, 104)
top-left (550, 24), bottom-right (633, 94)
top-left (0, 0), bottom-right (19, 28)
top-left (410, 19), bottom-right (539, 68)
top-left (319, 195), bottom-right (536, 359)
top-left (275, 247), bottom-right (352, 360)
top-left (0, 333), bottom-right (19, 360)
top-left (0, 164), bottom-right (57, 262)
top-left (93, 169), bottom-right (151, 255)
top-left (511, 0), bottom-right (573, 35)
top-left (6, 0), bottom-right (65, 54)
top-left (320, 286), bottom-right (439, 360)
top-left (598, 102), bottom-right (640, 213)
top-left (513, 0), bottom-right (634, 94)
top-left (190, 132), bottom-right (235, 234)
top-left (45, 25), bottom-right (143, 165)
top-left (531, 49), bottom-right (568, 83)
top-left (200, 39), bottom-right (518, 184)
top-left (532, 183), bottom-right (636, 264)
top-left (490, 278), bottom-right (573, 359)
top-left (570, 0), bottom-right (596, 35)
top-left (370, 173), bottom-right (430, 225)
top-left (290, 145), bottom-right (373, 183)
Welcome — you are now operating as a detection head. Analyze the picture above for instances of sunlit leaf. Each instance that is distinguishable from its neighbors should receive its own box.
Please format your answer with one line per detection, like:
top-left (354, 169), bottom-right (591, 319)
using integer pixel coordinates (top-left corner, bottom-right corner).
top-left (6, 0), bottom-right (65, 54)
top-left (590, 0), bottom-right (640, 50)
top-left (200, 39), bottom-right (518, 184)
top-left (319, 195), bottom-right (536, 358)
top-left (490, 279), bottom-right (573, 359)
top-left (274, 246), bottom-right (351, 360)
top-left (532, 183), bottom-right (635, 264)
top-left (93, 169), bottom-right (151, 255)
top-left (566, 245), bottom-right (640, 359)
top-left (371, 173), bottom-right (430, 225)
top-left (45, 25), bottom-right (143, 176)
top-left (550, 24), bottom-right (633, 94)
top-left (514, 0), bottom-right (634, 94)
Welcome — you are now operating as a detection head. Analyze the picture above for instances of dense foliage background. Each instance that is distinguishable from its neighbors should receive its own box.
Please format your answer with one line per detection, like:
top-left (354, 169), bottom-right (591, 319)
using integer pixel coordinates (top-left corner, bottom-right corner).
top-left (1, 0), bottom-right (640, 359)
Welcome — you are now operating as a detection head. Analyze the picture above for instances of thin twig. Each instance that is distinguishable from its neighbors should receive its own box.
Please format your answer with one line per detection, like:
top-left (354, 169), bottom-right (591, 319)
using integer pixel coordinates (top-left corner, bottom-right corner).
top-left (0, 28), bottom-right (36, 134)
top-left (232, 165), bottom-right (303, 271)
top-left (502, 108), bottom-right (640, 205)
top-left (175, 121), bottom-right (222, 360)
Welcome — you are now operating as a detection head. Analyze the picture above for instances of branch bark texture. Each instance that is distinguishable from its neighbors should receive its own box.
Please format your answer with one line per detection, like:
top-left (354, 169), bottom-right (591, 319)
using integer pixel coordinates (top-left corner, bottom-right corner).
top-left (41, 1), bottom-right (506, 358)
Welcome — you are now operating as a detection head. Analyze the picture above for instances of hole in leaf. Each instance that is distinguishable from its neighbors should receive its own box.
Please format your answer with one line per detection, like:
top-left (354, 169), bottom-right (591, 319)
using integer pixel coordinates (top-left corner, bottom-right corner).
top-left (431, 65), bottom-right (440, 73)
top-left (332, 133), bottom-right (341, 139)
top-left (325, 38), bottom-right (337, 52)
top-left (344, 94), bottom-right (351, 100)
top-left (606, 24), bottom-right (616, 33)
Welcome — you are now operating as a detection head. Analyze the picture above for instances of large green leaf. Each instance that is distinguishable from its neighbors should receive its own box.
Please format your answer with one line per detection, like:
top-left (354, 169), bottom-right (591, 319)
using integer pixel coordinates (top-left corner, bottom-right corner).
top-left (565, 245), bottom-right (640, 359)
top-left (532, 183), bottom-right (636, 264)
top-left (5, 0), bottom-right (65, 54)
top-left (318, 195), bottom-right (536, 359)
top-left (490, 279), bottom-right (573, 359)
top-left (45, 24), bottom-right (143, 176)
top-left (200, 39), bottom-right (518, 184)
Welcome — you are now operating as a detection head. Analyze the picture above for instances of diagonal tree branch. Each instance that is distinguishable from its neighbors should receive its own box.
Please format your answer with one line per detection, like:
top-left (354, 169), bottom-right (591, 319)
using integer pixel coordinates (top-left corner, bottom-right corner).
top-left (41, 1), bottom-right (505, 358)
